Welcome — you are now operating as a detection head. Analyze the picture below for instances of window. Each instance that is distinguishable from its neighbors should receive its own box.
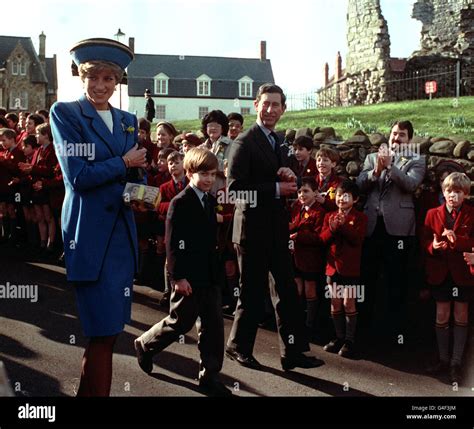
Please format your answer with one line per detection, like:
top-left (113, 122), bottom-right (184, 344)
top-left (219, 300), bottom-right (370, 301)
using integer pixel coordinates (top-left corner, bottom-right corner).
top-left (196, 74), bottom-right (211, 96)
top-left (198, 107), bottom-right (209, 119)
top-left (154, 73), bottom-right (169, 95)
top-left (156, 105), bottom-right (166, 120)
top-left (11, 60), bottom-right (27, 76)
top-left (12, 61), bottom-right (19, 75)
top-left (238, 76), bottom-right (254, 98)
top-left (9, 90), bottom-right (28, 110)
top-left (240, 107), bottom-right (251, 115)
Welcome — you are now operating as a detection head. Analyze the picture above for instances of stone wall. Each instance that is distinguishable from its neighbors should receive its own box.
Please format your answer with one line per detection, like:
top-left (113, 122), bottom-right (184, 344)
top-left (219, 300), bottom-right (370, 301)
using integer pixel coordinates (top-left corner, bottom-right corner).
top-left (412, 0), bottom-right (474, 62)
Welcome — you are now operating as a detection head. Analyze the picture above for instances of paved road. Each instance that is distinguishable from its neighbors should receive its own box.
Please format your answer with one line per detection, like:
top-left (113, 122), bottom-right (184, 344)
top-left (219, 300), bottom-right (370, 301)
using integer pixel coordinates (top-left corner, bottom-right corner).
top-left (1, 245), bottom-right (473, 399)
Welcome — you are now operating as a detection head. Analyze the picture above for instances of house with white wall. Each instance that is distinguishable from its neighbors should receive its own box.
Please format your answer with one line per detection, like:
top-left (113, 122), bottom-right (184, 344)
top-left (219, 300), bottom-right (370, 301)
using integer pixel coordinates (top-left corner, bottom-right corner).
top-left (127, 41), bottom-right (274, 121)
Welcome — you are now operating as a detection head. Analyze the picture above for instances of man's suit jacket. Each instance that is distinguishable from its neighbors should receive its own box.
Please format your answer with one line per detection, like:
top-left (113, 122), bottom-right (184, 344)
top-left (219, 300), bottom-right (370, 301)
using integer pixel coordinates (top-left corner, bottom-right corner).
top-left (50, 95), bottom-right (140, 282)
top-left (356, 152), bottom-right (426, 237)
top-left (320, 208), bottom-right (368, 278)
top-left (165, 186), bottom-right (218, 286)
top-left (227, 123), bottom-right (289, 246)
top-left (422, 203), bottom-right (474, 287)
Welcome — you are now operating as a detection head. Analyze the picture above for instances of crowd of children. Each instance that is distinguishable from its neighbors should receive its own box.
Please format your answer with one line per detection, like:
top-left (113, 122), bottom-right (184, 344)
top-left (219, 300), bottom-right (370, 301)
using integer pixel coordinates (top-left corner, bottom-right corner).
top-left (1, 105), bottom-right (474, 386)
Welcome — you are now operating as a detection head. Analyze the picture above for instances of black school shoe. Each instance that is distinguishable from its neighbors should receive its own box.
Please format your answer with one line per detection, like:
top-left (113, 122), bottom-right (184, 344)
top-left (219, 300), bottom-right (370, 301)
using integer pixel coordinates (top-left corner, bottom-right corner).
top-left (323, 338), bottom-right (345, 354)
top-left (281, 353), bottom-right (325, 371)
top-left (198, 378), bottom-right (233, 397)
top-left (134, 338), bottom-right (153, 374)
top-left (338, 341), bottom-right (355, 359)
top-left (425, 360), bottom-right (449, 375)
top-left (449, 364), bottom-right (462, 385)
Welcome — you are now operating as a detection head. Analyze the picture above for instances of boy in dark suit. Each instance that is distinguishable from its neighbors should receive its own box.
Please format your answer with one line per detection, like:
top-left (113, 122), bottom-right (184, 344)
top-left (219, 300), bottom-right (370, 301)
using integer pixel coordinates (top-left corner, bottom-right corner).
top-left (134, 147), bottom-right (232, 396)
top-left (321, 180), bottom-right (367, 358)
top-left (423, 172), bottom-right (474, 384)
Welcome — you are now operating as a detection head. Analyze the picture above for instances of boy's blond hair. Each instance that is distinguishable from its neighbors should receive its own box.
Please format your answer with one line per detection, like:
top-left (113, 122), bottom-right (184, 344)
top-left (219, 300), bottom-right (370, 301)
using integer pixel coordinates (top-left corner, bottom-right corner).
top-left (442, 172), bottom-right (471, 195)
top-left (183, 147), bottom-right (218, 173)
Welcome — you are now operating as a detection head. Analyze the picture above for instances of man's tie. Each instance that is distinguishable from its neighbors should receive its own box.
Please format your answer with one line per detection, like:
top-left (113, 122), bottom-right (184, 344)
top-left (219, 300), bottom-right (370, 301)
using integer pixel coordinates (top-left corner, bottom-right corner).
top-left (202, 193), bottom-right (210, 218)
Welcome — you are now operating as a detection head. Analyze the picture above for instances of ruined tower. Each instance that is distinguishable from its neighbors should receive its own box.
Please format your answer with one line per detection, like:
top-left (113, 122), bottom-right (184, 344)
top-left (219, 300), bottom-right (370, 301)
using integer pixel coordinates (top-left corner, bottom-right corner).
top-left (345, 0), bottom-right (391, 104)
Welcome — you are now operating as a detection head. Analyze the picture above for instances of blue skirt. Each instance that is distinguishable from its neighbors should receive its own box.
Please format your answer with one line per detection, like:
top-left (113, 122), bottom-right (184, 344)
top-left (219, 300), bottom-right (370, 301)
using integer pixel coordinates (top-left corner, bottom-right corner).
top-left (74, 212), bottom-right (135, 337)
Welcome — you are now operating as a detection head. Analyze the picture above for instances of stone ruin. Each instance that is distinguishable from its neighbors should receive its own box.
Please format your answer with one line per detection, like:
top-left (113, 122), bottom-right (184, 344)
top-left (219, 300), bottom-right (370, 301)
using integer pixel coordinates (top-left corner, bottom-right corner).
top-left (318, 0), bottom-right (474, 106)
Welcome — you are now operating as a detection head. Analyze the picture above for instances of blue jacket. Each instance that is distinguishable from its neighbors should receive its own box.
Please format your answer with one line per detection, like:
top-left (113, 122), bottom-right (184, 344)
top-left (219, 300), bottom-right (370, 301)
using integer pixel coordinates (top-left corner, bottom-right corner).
top-left (50, 95), bottom-right (140, 281)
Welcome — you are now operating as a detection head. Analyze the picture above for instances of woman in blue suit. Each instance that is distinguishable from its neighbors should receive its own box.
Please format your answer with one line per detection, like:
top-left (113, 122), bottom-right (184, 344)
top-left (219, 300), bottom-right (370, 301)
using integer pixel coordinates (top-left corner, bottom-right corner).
top-left (50, 38), bottom-right (147, 396)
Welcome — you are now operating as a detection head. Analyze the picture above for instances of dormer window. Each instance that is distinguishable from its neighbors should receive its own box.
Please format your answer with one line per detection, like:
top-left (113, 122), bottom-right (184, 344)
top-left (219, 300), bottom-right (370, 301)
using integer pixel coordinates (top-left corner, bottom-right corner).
top-left (197, 74), bottom-right (211, 96)
top-left (154, 73), bottom-right (169, 95)
top-left (11, 60), bottom-right (27, 76)
top-left (239, 76), bottom-right (253, 98)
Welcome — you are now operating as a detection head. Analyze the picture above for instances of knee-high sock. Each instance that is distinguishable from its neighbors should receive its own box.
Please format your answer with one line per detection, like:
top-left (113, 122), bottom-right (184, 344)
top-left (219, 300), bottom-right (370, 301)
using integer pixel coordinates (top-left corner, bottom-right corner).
top-left (451, 322), bottom-right (468, 366)
top-left (331, 311), bottom-right (345, 340)
top-left (345, 311), bottom-right (358, 343)
top-left (306, 299), bottom-right (318, 330)
top-left (435, 322), bottom-right (450, 364)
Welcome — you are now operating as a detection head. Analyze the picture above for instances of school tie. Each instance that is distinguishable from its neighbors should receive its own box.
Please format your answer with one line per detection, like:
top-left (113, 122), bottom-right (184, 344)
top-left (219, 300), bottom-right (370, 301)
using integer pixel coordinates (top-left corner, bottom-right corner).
top-left (451, 209), bottom-right (457, 221)
top-left (176, 180), bottom-right (184, 192)
top-left (202, 193), bottom-right (210, 218)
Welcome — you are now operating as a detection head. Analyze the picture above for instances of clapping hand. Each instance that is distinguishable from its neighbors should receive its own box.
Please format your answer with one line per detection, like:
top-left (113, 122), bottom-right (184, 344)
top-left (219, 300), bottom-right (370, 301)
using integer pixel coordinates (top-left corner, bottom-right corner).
top-left (441, 228), bottom-right (456, 245)
top-left (463, 248), bottom-right (474, 265)
top-left (18, 162), bottom-right (33, 173)
top-left (123, 144), bottom-right (147, 169)
top-left (432, 233), bottom-right (448, 250)
top-left (277, 167), bottom-right (296, 183)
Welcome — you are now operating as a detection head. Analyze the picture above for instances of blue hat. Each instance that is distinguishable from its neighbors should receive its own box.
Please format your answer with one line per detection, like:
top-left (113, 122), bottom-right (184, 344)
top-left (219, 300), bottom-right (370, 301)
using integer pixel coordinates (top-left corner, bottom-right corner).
top-left (70, 38), bottom-right (134, 70)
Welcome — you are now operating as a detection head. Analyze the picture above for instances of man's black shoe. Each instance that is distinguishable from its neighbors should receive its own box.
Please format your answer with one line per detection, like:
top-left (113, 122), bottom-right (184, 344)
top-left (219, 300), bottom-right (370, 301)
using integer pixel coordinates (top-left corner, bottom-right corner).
top-left (225, 349), bottom-right (262, 370)
top-left (281, 353), bottom-right (325, 371)
top-left (198, 378), bottom-right (233, 397)
top-left (134, 338), bottom-right (153, 374)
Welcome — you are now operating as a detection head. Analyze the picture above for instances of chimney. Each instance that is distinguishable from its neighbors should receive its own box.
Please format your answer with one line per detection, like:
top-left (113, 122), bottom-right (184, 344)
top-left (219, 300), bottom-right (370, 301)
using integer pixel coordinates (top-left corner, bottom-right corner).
top-left (335, 51), bottom-right (342, 82)
top-left (324, 63), bottom-right (329, 86)
top-left (128, 37), bottom-right (135, 53)
top-left (39, 31), bottom-right (46, 60)
top-left (260, 41), bottom-right (267, 61)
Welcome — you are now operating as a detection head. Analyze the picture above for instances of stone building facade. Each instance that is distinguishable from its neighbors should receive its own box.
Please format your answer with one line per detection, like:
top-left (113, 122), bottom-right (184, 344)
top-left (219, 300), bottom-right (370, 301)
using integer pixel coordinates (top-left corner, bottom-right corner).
top-left (0, 33), bottom-right (57, 113)
top-left (318, 0), bottom-right (474, 107)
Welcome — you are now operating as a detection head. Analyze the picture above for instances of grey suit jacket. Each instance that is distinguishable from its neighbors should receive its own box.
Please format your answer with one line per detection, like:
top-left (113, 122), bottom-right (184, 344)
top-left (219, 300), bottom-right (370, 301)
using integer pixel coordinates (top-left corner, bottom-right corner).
top-left (356, 152), bottom-right (426, 237)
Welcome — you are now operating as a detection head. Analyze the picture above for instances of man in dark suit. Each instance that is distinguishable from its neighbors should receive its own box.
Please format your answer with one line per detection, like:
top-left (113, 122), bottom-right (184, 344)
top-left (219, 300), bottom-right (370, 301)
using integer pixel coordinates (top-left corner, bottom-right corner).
top-left (134, 148), bottom-right (231, 396)
top-left (144, 89), bottom-right (155, 123)
top-left (225, 83), bottom-right (324, 371)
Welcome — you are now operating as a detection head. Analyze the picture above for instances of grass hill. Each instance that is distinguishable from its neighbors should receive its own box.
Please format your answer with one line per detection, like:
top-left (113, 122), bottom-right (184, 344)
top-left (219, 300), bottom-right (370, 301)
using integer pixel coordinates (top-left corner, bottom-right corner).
top-left (171, 96), bottom-right (474, 141)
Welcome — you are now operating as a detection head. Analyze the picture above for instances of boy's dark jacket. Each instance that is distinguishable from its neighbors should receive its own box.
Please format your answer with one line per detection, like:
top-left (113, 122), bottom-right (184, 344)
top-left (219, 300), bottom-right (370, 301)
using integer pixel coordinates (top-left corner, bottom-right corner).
top-left (166, 185), bottom-right (218, 285)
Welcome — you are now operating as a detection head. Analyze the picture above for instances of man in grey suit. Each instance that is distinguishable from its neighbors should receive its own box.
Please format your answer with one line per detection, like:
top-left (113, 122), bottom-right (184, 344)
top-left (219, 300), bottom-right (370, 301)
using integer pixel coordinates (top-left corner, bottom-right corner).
top-left (356, 121), bottom-right (426, 342)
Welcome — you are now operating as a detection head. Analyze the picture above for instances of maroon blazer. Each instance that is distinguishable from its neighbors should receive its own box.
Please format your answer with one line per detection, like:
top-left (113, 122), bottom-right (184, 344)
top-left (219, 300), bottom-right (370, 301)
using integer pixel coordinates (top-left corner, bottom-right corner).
top-left (42, 163), bottom-right (65, 210)
top-left (315, 172), bottom-right (343, 212)
top-left (0, 145), bottom-right (26, 193)
top-left (290, 200), bottom-right (326, 273)
top-left (422, 203), bottom-right (474, 287)
top-left (31, 143), bottom-right (57, 180)
top-left (321, 208), bottom-right (367, 277)
top-left (158, 177), bottom-right (189, 221)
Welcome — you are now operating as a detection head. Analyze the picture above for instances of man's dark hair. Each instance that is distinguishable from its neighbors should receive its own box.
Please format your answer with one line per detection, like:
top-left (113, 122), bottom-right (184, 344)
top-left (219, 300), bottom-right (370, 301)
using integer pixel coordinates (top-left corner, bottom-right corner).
top-left (201, 110), bottom-right (229, 138)
top-left (392, 120), bottom-right (414, 140)
top-left (336, 179), bottom-right (360, 200)
top-left (256, 83), bottom-right (286, 107)
top-left (293, 135), bottom-right (313, 151)
top-left (227, 112), bottom-right (244, 125)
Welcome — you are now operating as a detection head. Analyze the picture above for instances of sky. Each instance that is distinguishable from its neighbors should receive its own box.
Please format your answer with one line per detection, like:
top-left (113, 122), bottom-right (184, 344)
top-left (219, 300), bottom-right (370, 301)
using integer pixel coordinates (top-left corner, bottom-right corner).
top-left (2, 0), bottom-right (422, 108)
